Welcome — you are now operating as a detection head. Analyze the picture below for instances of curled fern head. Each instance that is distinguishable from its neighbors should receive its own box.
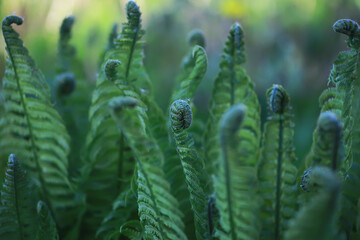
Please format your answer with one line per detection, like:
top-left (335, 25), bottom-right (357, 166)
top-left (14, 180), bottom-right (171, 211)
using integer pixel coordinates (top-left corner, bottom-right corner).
top-left (170, 100), bottom-right (192, 133)
top-left (126, 0), bottom-right (141, 27)
top-left (54, 72), bottom-right (76, 96)
top-left (2, 15), bottom-right (23, 27)
top-left (220, 104), bottom-right (246, 145)
top-left (60, 15), bottom-right (75, 37)
top-left (267, 84), bottom-right (290, 114)
top-left (109, 96), bottom-right (138, 113)
top-left (300, 168), bottom-right (312, 192)
top-left (318, 111), bottom-right (341, 133)
top-left (187, 29), bottom-right (206, 48)
top-left (300, 166), bottom-right (340, 193)
top-left (333, 19), bottom-right (360, 48)
top-left (104, 59), bottom-right (121, 80)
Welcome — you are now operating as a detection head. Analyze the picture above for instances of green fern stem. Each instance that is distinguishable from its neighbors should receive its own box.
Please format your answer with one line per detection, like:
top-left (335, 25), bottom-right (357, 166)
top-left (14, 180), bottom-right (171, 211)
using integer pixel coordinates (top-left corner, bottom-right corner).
top-left (170, 100), bottom-right (210, 240)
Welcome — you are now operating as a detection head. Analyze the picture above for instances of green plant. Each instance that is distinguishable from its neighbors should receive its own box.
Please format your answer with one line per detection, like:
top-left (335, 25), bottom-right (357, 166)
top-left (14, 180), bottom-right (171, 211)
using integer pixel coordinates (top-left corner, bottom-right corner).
top-left (0, 1), bottom-right (359, 240)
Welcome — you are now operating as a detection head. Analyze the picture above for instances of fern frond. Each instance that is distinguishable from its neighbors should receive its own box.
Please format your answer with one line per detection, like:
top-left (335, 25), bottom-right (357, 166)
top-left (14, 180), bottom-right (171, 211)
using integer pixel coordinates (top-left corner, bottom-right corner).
top-left (171, 46), bottom-right (207, 102)
top-left (0, 15), bottom-right (76, 232)
top-left (54, 16), bottom-right (92, 178)
top-left (110, 97), bottom-right (187, 240)
top-left (333, 19), bottom-right (360, 49)
top-left (81, 59), bottom-right (139, 236)
top-left (0, 154), bottom-right (37, 240)
top-left (170, 100), bottom-right (211, 239)
top-left (215, 104), bottom-right (260, 239)
top-left (327, 19), bottom-right (360, 237)
top-left (258, 85), bottom-right (298, 240)
top-left (58, 15), bottom-right (76, 72)
top-left (284, 167), bottom-right (341, 240)
top-left (99, 23), bottom-right (119, 65)
top-left (36, 201), bottom-right (59, 240)
top-left (96, 187), bottom-right (139, 240)
top-left (305, 111), bottom-right (343, 170)
top-left (106, 0), bottom-right (152, 94)
top-left (204, 23), bottom-right (261, 177)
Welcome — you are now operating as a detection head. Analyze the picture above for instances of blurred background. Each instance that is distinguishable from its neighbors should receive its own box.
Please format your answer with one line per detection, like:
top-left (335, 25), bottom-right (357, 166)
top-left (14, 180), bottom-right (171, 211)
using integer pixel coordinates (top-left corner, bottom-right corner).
top-left (0, 0), bottom-right (358, 163)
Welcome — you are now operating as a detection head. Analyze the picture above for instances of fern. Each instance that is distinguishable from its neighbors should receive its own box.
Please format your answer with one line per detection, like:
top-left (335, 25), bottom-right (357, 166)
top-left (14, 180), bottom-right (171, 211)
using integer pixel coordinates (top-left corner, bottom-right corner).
top-left (96, 187), bottom-right (140, 240)
top-left (107, 0), bottom-right (152, 94)
top-left (0, 16), bottom-right (76, 234)
top-left (110, 96), bottom-right (187, 240)
top-left (54, 16), bottom-right (92, 177)
top-left (258, 84), bottom-right (298, 240)
top-left (80, 59), bottom-right (139, 237)
top-left (204, 23), bottom-right (261, 177)
top-left (284, 166), bottom-right (341, 240)
top-left (174, 29), bottom-right (206, 91)
top-left (0, 154), bottom-right (37, 240)
top-left (215, 104), bottom-right (260, 239)
top-left (36, 201), bottom-right (59, 240)
top-left (306, 111), bottom-right (343, 170)
top-left (324, 19), bottom-right (360, 237)
top-left (170, 100), bottom-right (211, 239)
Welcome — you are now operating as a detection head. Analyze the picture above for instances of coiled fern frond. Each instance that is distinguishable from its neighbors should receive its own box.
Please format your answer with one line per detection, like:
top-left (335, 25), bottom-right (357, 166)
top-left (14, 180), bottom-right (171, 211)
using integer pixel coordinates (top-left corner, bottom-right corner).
top-left (284, 166), bottom-right (341, 240)
top-left (170, 100), bottom-right (211, 239)
top-left (110, 96), bottom-right (187, 240)
top-left (204, 23), bottom-right (261, 177)
top-left (258, 84), bottom-right (298, 240)
top-left (0, 16), bottom-right (76, 233)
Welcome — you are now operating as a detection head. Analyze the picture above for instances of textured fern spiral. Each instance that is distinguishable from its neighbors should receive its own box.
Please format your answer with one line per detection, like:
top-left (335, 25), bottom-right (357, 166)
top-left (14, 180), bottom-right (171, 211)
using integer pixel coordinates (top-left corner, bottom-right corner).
top-left (170, 100), bottom-right (210, 240)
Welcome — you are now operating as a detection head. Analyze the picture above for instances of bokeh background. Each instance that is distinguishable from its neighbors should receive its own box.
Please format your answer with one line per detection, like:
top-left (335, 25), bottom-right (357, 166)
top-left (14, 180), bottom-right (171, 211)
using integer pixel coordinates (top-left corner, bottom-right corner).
top-left (0, 0), bottom-right (359, 163)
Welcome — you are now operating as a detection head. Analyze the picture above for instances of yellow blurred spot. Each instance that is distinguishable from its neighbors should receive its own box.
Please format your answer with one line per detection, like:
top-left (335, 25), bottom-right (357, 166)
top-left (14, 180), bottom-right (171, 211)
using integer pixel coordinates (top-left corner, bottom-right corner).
top-left (220, 0), bottom-right (248, 18)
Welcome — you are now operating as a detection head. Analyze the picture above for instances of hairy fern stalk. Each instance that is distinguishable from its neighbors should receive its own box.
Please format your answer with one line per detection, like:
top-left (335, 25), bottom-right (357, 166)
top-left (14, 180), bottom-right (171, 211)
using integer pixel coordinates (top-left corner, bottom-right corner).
top-left (0, 1), bottom-right (360, 240)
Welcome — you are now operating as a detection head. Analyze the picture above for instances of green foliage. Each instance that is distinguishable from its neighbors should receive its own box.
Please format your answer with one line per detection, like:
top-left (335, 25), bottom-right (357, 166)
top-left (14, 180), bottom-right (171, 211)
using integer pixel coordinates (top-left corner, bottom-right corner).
top-left (204, 23), bottom-right (261, 177)
top-left (215, 104), bottom-right (260, 239)
top-left (0, 16), bottom-right (76, 235)
top-left (1, 3), bottom-right (360, 240)
top-left (36, 201), bottom-right (59, 240)
top-left (110, 96), bottom-right (187, 240)
top-left (284, 167), bottom-right (341, 240)
top-left (258, 84), bottom-right (298, 240)
top-left (170, 100), bottom-right (210, 239)
top-left (0, 154), bottom-right (37, 240)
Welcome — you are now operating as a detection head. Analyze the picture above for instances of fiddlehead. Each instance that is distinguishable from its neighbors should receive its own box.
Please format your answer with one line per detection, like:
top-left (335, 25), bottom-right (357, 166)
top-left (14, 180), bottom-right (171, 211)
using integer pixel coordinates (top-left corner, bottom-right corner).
top-left (258, 84), bottom-right (298, 240)
top-left (104, 59), bottom-right (121, 81)
top-left (170, 100), bottom-right (192, 132)
top-left (284, 167), bottom-right (341, 240)
top-left (1, 15), bottom-right (76, 236)
top-left (204, 22), bottom-right (261, 177)
top-left (170, 100), bottom-right (210, 240)
top-left (53, 72), bottom-right (76, 97)
top-left (58, 15), bottom-right (76, 71)
top-left (187, 29), bottom-right (206, 48)
top-left (333, 19), bottom-right (360, 49)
